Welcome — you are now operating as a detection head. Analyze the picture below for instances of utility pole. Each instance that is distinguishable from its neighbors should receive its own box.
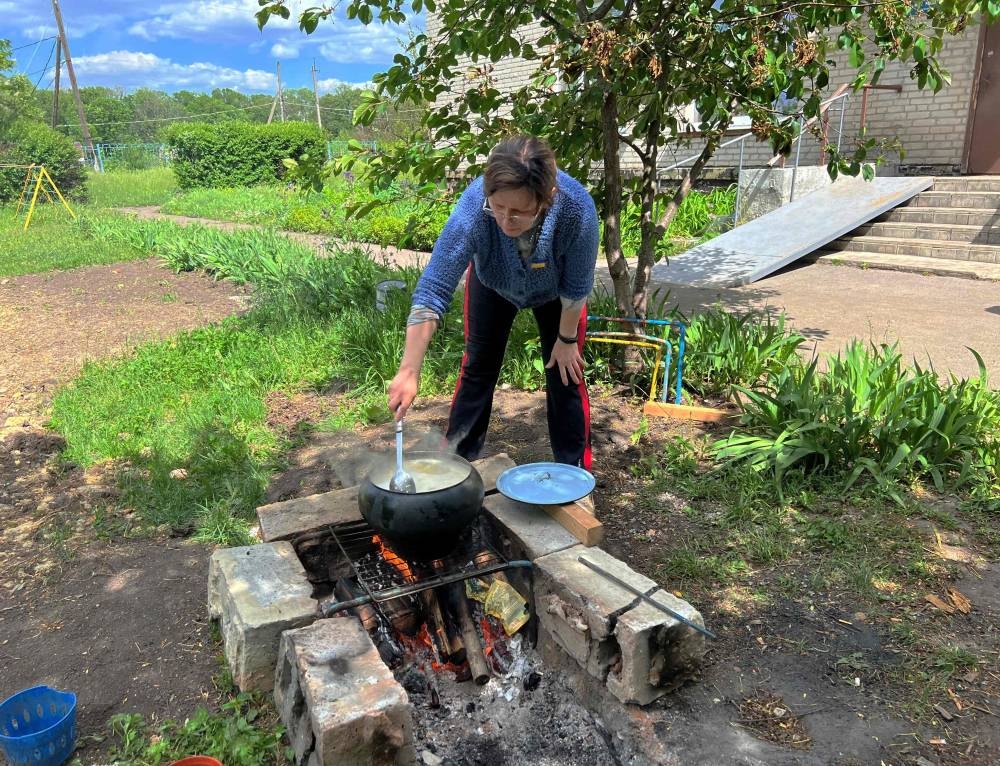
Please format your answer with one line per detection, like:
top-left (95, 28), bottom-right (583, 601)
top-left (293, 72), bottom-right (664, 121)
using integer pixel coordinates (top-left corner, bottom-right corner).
top-left (51, 37), bottom-right (61, 130)
top-left (311, 59), bottom-right (323, 130)
top-left (278, 61), bottom-right (285, 122)
top-left (50, 0), bottom-right (95, 161)
top-left (267, 61), bottom-right (284, 124)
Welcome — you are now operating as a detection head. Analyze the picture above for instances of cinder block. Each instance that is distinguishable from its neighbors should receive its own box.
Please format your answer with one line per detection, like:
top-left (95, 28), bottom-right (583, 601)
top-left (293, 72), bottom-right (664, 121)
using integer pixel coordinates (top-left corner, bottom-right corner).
top-left (276, 618), bottom-right (415, 766)
top-left (208, 542), bottom-right (317, 691)
top-left (535, 546), bottom-right (706, 705)
top-left (607, 590), bottom-right (706, 705)
top-left (534, 546), bottom-right (657, 680)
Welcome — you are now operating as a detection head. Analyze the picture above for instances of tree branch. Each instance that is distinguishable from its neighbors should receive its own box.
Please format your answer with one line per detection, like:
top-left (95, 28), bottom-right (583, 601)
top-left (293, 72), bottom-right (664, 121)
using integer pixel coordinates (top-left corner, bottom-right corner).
top-left (653, 130), bottom-right (723, 240)
top-left (618, 133), bottom-right (648, 163)
top-left (586, 0), bottom-right (617, 21)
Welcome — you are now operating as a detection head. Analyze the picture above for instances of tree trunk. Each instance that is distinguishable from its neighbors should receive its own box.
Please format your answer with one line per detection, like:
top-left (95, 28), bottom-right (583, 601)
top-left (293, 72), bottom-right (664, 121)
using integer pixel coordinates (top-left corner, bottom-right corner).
top-left (632, 118), bottom-right (660, 319)
top-left (652, 133), bottom-right (722, 242)
top-left (600, 88), bottom-right (631, 317)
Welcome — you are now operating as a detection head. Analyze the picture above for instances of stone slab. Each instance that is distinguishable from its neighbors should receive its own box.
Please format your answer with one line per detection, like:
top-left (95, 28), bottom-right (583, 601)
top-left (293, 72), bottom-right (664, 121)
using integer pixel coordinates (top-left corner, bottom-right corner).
top-left (275, 618), bottom-right (415, 766)
top-left (651, 175), bottom-right (934, 287)
top-left (258, 485), bottom-right (362, 542)
top-left (482, 493), bottom-right (580, 561)
top-left (208, 542), bottom-right (317, 691)
top-left (607, 589), bottom-right (706, 706)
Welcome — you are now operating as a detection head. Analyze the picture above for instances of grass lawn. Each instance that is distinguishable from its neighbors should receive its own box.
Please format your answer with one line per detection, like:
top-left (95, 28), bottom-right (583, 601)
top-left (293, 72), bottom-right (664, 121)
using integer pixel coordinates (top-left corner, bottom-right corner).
top-left (0, 205), bottom-right (150, 277)
top-left (0, 168), bottom-right (179, 277)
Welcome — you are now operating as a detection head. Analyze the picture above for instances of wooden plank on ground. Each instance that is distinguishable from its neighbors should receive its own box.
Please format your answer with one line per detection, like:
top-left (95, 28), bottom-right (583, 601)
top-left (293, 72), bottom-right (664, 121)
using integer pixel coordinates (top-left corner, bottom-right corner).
top-left (257, 454), bottom-right (515, 543)
top-left (539, 497), bottom-right (604, 547)
top-left (643, 401), bottom-right (737, 423)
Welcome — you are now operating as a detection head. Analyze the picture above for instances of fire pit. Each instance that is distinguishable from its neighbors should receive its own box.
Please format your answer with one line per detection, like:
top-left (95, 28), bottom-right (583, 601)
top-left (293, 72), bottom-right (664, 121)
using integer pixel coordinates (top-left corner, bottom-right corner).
top-left (209, 453), bottom-right (709, 765)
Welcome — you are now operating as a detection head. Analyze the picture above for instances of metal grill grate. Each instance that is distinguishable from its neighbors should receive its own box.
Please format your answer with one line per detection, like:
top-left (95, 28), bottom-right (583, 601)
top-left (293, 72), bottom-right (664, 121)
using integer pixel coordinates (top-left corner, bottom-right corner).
top-left (322, 517), bottom-right (529, 616)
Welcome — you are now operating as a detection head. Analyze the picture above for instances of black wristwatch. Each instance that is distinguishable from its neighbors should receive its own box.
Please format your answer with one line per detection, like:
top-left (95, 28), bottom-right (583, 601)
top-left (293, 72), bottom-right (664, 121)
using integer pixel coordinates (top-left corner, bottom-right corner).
top-left (557, 332), bottom-right (579, 345)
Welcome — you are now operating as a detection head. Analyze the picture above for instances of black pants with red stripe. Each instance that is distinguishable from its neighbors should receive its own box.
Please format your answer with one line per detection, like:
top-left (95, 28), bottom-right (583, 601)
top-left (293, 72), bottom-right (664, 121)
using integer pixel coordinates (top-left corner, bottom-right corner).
top-left (447, 266), bottom-right (592, 469)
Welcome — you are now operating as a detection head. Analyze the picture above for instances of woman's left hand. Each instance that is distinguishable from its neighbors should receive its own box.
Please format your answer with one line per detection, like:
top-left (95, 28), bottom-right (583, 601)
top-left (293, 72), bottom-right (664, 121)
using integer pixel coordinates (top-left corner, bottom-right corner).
top-left (545, 340), bottom-right (585, 385)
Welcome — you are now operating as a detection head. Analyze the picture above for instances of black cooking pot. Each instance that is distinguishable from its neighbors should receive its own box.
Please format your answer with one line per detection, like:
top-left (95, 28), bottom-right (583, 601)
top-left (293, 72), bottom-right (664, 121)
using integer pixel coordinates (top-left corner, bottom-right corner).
top-left (358, 451), bottom-right (484, 562)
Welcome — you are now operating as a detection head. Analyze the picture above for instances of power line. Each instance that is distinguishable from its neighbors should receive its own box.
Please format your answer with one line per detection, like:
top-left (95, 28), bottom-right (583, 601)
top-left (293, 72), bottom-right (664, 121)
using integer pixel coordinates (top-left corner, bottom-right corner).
top-left (55, 102), bottom-right (263, 128)
top-left (12, 36), bottom-right (57, 52)
top-left (31, 40), bottom-right (56, 93)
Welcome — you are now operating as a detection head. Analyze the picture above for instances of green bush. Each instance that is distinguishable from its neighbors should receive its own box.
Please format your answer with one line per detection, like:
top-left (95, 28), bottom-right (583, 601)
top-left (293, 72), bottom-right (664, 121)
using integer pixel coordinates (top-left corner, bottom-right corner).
top-left (282, 205), bottom-right (334, 234)
top-left (0, 121), bottom-right (88, 203)
top-left (164, 121), bottom-right (324, 189)
top-left (363, 210), bottom-right (407, 245)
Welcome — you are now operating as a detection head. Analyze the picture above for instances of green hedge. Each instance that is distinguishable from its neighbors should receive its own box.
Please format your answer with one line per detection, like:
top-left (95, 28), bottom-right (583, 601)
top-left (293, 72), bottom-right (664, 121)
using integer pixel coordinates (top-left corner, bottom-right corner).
top-left (0, 121), bottom-right (88, 203)
top-left (164, 121), bottom-right (324, 189)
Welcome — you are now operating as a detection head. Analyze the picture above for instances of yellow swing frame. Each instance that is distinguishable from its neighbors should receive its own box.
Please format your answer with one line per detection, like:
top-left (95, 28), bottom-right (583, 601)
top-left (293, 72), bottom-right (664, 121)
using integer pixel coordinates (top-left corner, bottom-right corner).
top-left (11, 164), bottom-right (77, 230)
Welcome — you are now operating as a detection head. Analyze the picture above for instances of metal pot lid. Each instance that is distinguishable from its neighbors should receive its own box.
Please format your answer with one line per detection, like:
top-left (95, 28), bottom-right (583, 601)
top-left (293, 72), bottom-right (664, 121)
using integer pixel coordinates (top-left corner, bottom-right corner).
top-left (496, 462), bottom-right (595, 505)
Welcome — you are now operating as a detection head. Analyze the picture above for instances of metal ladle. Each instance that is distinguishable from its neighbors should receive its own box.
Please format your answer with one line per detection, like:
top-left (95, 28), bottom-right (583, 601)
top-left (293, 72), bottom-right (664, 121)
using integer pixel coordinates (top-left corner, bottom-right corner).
top-left (390, 416), bottom-right (416, 493)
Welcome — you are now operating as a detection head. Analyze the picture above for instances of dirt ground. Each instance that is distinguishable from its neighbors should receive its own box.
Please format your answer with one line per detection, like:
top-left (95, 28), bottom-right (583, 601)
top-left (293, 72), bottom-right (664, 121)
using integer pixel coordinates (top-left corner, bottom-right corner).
top-left (1, 256), bottom-right (998, 766)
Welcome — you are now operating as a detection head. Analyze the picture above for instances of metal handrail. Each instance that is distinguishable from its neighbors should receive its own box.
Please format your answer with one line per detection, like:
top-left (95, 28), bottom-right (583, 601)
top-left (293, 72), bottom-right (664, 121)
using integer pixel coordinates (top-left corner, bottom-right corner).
top-left (660, 89), bottom-right (853, 218)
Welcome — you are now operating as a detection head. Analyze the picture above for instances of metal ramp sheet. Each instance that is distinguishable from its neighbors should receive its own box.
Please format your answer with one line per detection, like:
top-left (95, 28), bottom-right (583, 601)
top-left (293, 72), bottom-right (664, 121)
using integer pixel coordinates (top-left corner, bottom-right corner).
top-left (650, 175), bottom-right (934, 288)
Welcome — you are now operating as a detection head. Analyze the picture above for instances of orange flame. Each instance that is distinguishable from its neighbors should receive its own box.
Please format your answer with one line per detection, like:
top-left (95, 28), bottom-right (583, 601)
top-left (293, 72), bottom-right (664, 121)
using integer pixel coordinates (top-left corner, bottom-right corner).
top-left (372, 535), bottom-right (416, 583)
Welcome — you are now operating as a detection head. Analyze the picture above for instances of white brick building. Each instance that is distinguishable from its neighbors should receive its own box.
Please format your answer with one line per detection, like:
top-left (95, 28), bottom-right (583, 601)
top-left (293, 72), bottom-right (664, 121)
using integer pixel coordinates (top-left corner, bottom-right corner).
top-left (425, 16), bottom-right (1000, 177)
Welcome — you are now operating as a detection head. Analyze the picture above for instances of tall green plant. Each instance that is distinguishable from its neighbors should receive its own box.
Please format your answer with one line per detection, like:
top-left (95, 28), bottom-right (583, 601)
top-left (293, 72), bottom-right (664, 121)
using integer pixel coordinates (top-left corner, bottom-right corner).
top-left (0, 121), bottom-right (88, 203)
top-left (683, 309), bottom-right (806, 399)
top-left (715, 343), bottom-right (1000, 499)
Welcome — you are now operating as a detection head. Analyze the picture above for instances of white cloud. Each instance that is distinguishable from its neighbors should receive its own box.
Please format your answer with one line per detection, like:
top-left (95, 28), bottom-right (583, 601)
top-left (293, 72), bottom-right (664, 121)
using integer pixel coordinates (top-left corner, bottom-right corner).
top-left (317, 24), bottom-right (408, 65)
top-left (271, 42), bottom-right (300, 59)
top-left (72, 50), bottom-right (275, 92)
top-left (317, 77), bottom-right (373, 94)
top-left (127, 0), bottom-right (295, 42)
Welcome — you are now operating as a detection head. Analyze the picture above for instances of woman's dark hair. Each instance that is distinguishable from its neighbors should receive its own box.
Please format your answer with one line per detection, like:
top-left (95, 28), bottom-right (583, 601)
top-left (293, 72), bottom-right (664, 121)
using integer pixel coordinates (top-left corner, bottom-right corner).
top-left (484, 135), bottom-right (558, 206)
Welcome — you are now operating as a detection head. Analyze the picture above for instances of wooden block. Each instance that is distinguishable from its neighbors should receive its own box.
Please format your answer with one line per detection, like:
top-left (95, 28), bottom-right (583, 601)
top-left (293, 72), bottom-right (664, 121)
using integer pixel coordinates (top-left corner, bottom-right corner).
top-left (257, 454), bottom-right (515, 543)
top-left (642, 401), bottom-right (737, 423)
top-left (574, 493), bottom-right (596, 517)
top-left (539, 499), bottom-right (604, 547)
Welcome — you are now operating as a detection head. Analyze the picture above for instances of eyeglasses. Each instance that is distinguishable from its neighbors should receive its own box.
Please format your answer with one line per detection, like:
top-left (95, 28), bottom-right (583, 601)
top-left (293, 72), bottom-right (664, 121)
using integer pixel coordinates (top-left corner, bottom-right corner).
top-left (482, 197), bottom-right (541, 226)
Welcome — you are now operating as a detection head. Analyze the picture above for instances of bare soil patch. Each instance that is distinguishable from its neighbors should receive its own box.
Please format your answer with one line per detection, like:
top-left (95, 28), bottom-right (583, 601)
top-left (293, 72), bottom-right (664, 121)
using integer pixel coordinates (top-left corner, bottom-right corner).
top-left (1, 255), bottom-right (998, 766)
top-left (0, 258), bottom-right (249, 433)
top-left (1, 259), bottom-right (246, 764)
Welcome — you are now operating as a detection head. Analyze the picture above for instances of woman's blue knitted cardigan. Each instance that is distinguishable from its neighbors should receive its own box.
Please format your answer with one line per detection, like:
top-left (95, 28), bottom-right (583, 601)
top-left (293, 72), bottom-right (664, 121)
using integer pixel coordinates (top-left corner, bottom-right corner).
top-left (411, 170), bottom-right (600, 318)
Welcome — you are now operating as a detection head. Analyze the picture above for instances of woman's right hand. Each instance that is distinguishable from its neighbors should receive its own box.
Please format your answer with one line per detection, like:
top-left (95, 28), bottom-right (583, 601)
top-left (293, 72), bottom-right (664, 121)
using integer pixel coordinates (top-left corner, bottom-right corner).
top-left (387, 366), bottom-right (420, 420)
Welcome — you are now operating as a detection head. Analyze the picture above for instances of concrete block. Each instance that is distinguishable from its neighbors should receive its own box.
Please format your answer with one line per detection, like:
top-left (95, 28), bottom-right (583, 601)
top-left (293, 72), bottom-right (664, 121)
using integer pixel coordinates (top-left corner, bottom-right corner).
top-left (276, 618), bottom-right (415, 766)
top-left (209, 542), bottom-right (317, 691)
top-left (483, 493), bottom-right (579, 560)
top-left (534, 546), bottom-right (659, 681)
top-left (607, 589), bottom-right (707, 706)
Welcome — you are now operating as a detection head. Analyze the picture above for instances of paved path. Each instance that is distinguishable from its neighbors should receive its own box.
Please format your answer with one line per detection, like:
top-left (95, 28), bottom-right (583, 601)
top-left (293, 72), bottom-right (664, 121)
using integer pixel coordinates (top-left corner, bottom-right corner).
top-left (118, 208), bottom-right (999, 381)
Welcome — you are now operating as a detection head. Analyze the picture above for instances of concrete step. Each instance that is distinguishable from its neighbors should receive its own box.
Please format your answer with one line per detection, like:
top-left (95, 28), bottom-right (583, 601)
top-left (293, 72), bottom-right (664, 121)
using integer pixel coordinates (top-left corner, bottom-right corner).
top-left (879, 206), bottom-right (1000, 227)
top-left (808, 250), bottom-right (1000, 281)
top-left (827, 235), bottom-right (1000, 263)
top-left (855, 220), bottom-right (1000, 245)
top-left (907, 191), bottom-right (1000, 209)
top-left (931, 176), bottom-right (1000, 193)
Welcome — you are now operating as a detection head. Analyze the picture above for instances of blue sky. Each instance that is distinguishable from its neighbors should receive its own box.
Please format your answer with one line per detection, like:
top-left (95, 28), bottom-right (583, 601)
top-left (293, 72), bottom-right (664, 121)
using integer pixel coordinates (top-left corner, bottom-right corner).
top-left (4, 1), bottom-right (423, 94)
